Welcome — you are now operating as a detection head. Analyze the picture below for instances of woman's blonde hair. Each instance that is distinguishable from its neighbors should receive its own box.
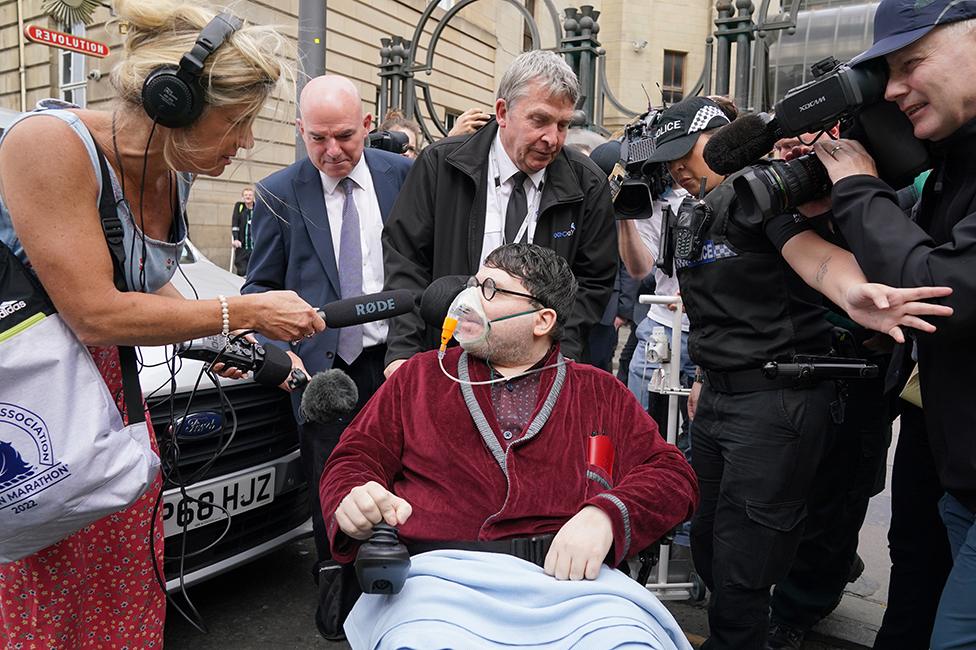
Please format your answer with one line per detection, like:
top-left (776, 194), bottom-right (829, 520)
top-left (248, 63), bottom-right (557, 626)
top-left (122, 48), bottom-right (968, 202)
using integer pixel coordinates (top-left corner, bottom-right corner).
top-left (109, 0), bottom-right (291, 162)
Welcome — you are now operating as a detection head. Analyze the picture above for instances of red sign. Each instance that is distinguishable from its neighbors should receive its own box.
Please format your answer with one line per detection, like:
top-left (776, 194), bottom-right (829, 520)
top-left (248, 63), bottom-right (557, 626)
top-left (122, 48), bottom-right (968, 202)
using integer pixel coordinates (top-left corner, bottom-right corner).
top-left (24, 25), bottom-right (109, 58)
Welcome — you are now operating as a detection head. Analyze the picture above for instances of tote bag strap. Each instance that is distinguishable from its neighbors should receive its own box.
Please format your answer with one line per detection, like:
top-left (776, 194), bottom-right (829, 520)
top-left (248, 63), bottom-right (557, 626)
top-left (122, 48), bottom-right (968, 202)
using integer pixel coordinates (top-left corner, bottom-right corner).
top-left (91, 142), bottom-right (145, 426)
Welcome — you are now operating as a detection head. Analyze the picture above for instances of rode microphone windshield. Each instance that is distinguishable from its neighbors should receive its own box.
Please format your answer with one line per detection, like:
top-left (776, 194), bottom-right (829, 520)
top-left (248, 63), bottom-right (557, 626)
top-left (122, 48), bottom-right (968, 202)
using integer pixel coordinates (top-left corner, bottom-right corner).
top-left (317, 289), bottom-right (415, 327)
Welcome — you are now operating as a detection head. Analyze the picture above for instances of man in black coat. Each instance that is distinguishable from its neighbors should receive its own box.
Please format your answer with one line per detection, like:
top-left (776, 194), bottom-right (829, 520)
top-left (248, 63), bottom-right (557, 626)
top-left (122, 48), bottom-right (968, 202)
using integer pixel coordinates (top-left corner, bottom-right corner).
top-left (381, 50), bottom-right (616, 374)
top-left (808, 1), bottom-right (976, 646)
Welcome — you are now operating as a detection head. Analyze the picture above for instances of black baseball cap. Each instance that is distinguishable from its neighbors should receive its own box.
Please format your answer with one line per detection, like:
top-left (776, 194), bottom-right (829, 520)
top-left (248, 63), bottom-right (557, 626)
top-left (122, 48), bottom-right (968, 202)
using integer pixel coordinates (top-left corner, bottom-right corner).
top-left (589, 139), bottom-right (622, 177)
top-left (851, 0), bottom-right (976, 65)
top-left (644, 97), bottom-right (732, 165)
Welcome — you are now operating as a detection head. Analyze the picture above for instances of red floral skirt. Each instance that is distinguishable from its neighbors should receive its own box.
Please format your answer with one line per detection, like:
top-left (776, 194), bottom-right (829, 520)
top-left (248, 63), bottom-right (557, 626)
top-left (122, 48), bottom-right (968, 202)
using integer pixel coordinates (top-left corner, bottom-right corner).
top-left (1, 346), bottom-right (165, 648)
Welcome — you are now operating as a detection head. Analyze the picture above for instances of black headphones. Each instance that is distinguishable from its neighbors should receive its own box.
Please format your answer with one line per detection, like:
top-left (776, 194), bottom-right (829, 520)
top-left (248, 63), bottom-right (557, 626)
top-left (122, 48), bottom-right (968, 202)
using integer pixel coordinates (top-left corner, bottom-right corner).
top-left (141, 12), bottom-right (243, 129)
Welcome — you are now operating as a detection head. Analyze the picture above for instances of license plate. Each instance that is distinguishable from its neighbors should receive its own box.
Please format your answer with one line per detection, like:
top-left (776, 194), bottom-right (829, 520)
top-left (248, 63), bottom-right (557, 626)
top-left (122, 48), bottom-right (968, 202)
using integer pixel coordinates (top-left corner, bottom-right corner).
top-left (163, 467), bottom-right (276, 538)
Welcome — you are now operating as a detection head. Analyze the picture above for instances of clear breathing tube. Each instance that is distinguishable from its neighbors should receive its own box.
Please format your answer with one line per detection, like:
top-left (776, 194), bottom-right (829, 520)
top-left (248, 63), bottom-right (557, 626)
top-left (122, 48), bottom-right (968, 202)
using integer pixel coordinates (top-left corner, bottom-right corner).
top-left (436, 350), bottom-right (568, 386)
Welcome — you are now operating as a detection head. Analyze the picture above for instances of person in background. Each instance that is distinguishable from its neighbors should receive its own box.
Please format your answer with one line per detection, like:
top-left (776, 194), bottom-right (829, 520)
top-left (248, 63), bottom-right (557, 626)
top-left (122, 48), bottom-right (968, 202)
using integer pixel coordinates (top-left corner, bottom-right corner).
top-left (379, 109), bottom-right (422, 159)
top-left (231, 185), bottom-right (255, 275)
top-left (382, 50), bottom-right (616, 376)
top-left (242, 73), bottom-right (412, 639)
top-left (448, 107), bottom-right (492, 137)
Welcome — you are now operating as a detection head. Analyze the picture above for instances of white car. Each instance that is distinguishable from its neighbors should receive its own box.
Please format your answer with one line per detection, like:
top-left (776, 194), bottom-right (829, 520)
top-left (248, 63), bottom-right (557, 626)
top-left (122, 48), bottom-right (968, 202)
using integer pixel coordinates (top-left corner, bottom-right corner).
top-left (138, 241), bottom-right (311, 592)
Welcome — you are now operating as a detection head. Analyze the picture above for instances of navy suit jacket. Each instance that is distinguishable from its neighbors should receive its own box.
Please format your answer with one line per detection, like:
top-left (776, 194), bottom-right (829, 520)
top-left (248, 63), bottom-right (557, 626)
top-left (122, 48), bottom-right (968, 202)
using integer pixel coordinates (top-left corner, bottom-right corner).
top-left (242, 148), bottom-right (412, 398)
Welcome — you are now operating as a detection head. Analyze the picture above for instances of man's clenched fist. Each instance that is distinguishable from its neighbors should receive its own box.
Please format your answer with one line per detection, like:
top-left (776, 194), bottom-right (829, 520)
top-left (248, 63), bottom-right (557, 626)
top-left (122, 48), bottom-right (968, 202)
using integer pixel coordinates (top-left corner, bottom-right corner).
top-left (334, 481), bottom-right (413, 540)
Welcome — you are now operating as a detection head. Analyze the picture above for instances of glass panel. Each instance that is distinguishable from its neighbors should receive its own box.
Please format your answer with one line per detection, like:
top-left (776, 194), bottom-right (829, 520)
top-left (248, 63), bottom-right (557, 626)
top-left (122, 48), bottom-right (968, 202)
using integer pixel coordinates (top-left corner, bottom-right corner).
top-left (768, 2), bottom-right (878, 102)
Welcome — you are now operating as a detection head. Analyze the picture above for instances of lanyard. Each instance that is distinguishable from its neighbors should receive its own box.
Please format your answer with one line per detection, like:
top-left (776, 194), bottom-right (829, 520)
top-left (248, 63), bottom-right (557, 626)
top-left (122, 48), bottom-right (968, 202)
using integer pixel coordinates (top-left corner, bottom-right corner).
top-left (488, 141), bottom-right (544, 245)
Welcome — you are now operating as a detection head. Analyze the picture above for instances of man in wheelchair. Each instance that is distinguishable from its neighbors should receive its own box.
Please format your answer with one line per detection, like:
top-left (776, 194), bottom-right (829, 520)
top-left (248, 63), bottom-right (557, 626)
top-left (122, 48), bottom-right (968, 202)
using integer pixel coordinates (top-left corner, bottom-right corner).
top-left (320, 243), bottom-right (699, 649)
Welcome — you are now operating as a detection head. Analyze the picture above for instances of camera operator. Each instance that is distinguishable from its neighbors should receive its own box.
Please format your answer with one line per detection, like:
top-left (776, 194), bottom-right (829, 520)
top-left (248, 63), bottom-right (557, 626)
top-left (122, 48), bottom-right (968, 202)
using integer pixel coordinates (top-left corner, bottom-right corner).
top-left (806, 1), bottom-right (976, 645)
top-left (642, 96), bottom-right (952, 650)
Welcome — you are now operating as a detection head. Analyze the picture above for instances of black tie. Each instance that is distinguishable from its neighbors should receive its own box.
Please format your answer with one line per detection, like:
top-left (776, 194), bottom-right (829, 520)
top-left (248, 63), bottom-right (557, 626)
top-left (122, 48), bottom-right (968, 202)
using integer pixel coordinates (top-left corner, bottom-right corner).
top-left (505, 171), bottom-right (529, 244)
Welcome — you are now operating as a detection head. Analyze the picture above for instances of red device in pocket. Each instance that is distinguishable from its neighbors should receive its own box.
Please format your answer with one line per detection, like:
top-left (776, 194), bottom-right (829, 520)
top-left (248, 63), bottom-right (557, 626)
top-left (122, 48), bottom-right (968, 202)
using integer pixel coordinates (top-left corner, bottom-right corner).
top-left (588, 432), bottom-right (614, 475)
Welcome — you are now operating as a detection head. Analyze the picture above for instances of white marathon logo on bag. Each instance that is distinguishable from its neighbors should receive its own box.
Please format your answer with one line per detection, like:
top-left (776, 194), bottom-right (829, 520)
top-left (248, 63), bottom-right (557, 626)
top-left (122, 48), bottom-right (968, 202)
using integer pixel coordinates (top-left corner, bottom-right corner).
top-left (0, 403), bottom-right (71, 513)
top-left (0, 300), bottom-right (27, 320)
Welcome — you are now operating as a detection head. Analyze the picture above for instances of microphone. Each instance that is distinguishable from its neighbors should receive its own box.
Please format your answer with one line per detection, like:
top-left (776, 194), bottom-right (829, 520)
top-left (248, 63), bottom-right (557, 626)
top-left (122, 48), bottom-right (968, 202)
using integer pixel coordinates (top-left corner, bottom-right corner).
top-left (702, 113), bottom-right (784, 176)
top-left (176, 335), bottom-right (296, 388)
top-left (317, 289), bottom-right (415, 328)
top-left (299, 368), bottom-right (359, 424)
top-left (420, 275), bottom-right (468, 354)
top-left (420, 275), bottom-right (468, 326)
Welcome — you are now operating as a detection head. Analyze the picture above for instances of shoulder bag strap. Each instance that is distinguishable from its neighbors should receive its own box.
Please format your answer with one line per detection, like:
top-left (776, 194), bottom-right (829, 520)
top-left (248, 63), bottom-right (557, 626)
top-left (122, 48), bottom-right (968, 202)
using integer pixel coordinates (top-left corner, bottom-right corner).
top-left (92, 142), bottom-right (146, 426)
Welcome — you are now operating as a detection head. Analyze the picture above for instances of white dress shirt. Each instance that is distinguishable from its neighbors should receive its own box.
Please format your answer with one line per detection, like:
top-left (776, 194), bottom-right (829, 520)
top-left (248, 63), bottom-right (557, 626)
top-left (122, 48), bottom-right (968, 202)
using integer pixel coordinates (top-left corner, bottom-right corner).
top-left (634, 186), bottom-right (691, 331)
top-left (319, 156), bottom-right (387, 347)
top-left (478, 131), bottom-right (546, 265)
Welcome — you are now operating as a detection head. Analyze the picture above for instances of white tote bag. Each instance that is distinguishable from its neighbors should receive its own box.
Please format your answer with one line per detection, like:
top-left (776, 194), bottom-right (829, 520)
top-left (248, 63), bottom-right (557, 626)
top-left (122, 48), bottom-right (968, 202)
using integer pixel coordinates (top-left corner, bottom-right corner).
top-left (0, 308), bottom-right (160, 563)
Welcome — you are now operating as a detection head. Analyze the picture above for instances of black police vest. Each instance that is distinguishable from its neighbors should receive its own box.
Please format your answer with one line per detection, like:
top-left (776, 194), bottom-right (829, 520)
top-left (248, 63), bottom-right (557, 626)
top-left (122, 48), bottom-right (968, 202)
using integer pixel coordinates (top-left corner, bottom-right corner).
top-left (675, 177), bottom-right (832, 372)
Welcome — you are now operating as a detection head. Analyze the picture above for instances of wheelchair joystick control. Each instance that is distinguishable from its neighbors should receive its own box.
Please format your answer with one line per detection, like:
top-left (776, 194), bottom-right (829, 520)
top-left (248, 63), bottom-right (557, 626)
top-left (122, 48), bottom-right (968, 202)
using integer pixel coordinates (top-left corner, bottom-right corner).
top-left (355, 523), bottom-right (411, 594)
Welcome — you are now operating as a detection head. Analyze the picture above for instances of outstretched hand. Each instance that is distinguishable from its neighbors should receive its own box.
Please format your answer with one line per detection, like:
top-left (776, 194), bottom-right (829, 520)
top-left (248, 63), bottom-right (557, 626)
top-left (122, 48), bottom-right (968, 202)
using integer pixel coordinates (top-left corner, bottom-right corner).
top-left (844, 284), bottom-right (953, 343)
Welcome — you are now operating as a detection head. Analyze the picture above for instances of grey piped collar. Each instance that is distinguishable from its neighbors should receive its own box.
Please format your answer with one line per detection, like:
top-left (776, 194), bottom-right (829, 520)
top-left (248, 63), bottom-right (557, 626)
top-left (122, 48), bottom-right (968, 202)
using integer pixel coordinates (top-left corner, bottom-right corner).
top-left (458, 351), bottom-right (567, 478)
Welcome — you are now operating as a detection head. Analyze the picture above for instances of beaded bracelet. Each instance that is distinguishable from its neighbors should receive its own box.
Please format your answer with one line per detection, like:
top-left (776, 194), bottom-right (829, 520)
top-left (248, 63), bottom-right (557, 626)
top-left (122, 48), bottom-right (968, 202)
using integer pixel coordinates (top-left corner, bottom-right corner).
top-left (217, 294), bottom-right (230, 340)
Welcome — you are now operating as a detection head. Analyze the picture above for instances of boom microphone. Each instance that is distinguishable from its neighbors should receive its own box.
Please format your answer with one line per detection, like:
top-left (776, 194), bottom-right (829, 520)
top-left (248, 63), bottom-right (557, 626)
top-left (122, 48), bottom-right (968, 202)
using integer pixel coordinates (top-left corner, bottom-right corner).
top-left (317, 289), bottom-right (415, 327)
top-left (420, 275), bottom-right (468, 326)
top-left (702, 113), bottom-right (784, 176)
top-left (299, 368), bottom-right (359, 424)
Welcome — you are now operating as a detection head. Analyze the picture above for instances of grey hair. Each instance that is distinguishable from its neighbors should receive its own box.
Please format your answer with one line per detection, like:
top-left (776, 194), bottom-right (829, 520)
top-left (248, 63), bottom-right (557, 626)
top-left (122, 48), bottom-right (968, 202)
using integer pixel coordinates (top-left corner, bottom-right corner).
top-left (940, 16), bottom-right (976, 39)
top-left (497, 50), bottom-right (580, 110)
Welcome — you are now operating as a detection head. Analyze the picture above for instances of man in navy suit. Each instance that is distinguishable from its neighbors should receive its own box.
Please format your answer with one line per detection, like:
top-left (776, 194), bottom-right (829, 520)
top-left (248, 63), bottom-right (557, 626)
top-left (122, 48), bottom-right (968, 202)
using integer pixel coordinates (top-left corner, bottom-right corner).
top-left (243, 75), bottom-right (411, 603)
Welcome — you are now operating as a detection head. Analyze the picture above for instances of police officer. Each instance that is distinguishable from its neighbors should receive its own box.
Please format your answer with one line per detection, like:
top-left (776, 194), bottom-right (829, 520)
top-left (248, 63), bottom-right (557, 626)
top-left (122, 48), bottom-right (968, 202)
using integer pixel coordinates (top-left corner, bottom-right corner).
top-left (641, 95), bottom-right (953, 650)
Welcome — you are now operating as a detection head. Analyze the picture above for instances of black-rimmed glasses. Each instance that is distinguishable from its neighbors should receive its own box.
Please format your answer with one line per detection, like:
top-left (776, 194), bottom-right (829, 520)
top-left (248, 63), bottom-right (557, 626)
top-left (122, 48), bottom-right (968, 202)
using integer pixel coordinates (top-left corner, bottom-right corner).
top-left (467, 276), bottom-right (540, 303)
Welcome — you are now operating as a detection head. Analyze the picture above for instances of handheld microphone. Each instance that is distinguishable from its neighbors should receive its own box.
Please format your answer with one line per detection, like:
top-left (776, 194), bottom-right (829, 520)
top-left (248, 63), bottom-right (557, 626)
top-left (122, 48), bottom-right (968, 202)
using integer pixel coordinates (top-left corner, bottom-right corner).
top-left (702, 113), bottom-right (784, 176)
top-left (299, 368), bottom-right (359, 424)
top-left (317, 289), bottom-right (415, 328)
top-left (176, 336), bottom-right (297, 388)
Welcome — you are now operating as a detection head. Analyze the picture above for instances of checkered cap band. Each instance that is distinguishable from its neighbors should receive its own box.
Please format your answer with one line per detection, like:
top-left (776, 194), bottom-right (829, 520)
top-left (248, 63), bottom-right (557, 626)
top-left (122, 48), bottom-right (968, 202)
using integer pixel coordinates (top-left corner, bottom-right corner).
top-left (688, 105), bottom-right (727, 134)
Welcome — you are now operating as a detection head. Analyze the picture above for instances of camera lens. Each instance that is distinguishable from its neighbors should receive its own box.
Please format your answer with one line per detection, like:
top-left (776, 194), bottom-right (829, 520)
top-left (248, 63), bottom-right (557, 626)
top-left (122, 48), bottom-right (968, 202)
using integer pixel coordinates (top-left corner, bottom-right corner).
top-left (733, 153), bottom-right (831, 221)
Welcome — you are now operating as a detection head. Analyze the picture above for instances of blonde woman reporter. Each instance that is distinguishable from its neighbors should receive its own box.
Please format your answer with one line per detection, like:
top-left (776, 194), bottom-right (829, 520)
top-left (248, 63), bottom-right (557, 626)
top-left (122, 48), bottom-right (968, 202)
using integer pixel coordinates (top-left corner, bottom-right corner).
top-left (0, 0), bottom-right (322, 645)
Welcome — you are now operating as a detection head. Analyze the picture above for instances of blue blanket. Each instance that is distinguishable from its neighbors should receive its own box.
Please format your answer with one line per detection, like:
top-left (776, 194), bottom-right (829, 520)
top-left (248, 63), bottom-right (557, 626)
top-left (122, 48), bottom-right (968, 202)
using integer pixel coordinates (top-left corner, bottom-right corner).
top-left (345, 550), bottom-right (691, 650)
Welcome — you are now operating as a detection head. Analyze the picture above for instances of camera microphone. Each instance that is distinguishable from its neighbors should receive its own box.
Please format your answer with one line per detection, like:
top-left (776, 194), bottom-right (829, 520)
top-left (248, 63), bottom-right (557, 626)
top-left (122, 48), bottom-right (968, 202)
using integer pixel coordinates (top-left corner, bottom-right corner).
top-left (299, 369), bottom-right (359, 425)
top-left (702, 113), bottom-right (784, 176)
top-left (317, 289), bottom-right (415, 327)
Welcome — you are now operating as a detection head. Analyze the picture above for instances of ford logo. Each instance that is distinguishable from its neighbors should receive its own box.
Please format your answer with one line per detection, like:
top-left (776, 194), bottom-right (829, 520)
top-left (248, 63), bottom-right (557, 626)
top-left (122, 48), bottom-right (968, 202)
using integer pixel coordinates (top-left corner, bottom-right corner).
top-left (172, 411), bottom-right (224, 439)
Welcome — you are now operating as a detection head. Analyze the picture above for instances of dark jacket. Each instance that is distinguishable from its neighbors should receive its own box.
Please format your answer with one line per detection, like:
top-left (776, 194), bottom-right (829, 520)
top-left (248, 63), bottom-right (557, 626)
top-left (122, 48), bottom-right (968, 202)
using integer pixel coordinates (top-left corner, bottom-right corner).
top-left (242, 148), bottom-right (412, 418)
top-left (381, 121), bottom-right (617, 363)
top-left (831, 118), bottom-right (976, 511)
top-left (231, 201), bottom-right (253, 250)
